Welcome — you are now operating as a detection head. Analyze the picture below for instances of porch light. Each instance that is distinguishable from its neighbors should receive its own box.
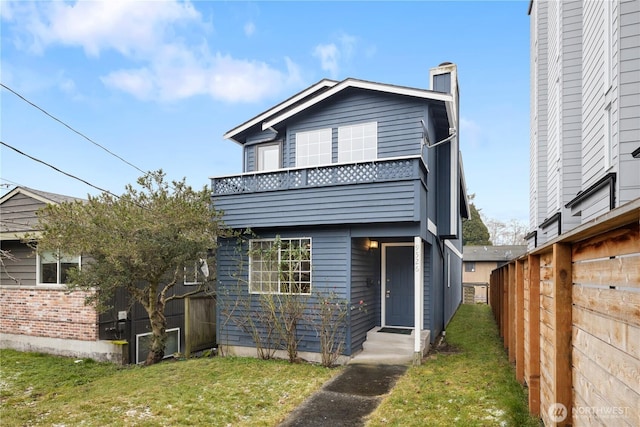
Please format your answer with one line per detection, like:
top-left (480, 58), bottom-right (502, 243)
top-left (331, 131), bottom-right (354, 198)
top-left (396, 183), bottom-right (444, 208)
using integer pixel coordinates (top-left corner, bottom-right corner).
top-left (368, 240), bottom-right (379, 250)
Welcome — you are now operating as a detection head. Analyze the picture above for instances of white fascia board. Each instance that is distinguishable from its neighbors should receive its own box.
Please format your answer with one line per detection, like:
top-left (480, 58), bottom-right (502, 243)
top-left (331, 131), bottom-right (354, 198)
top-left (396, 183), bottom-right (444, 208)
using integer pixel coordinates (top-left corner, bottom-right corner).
top-left (444, 239), bottom-right (463, 259)
top-left (223, 79), bottom-right (339, 143)
top-left (262, 79), bottom-right (452, 131)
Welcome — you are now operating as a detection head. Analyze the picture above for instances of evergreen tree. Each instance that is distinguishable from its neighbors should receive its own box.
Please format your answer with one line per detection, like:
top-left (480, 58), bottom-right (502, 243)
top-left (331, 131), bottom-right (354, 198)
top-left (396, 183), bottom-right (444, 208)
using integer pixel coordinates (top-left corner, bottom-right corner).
top-left (463, 198), bottom-right (492, 246)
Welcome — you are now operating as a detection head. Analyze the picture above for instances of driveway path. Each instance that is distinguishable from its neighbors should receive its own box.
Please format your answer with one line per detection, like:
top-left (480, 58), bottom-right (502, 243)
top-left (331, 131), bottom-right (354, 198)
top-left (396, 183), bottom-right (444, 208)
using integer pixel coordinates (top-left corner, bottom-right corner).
top-left (278, 364), bottom-right (407, 427)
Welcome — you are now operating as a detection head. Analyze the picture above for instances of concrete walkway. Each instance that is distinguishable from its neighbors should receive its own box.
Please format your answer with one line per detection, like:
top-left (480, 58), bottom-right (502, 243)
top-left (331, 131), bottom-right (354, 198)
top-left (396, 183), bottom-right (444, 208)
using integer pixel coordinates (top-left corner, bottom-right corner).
top-left (278, 364), bottom-right (408, 427)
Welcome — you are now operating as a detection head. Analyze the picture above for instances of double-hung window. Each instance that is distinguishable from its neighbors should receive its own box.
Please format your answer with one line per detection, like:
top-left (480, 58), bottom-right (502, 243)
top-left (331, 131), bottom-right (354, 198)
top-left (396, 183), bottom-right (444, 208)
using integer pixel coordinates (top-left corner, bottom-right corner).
top-left (249, 238), bottom-right (311, 294)
top-left (38, 250), bottom-right (80, 285)
top-left (338, 122), bottom-right (377, 163)
top-left (296, 128), bottom-right (332, 167)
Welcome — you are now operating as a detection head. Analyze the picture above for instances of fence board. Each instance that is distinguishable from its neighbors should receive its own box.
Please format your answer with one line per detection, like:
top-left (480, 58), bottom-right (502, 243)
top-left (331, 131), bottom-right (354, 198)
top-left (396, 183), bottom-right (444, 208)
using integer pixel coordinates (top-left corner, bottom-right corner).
top-left (573, 305), bottom-right (640, 357)
top-left (572, 223), bottom-right (639, 262)
top-left (573, 286), bottom-right (640, 327)
top-left (573, 367), bottom-right (635, 427)
top-left (573, 328), bottom-right (640, 393)
top-left (572, 344), bottom-right (639, 426)
top-left (573, 255), bottom-right (640, 288)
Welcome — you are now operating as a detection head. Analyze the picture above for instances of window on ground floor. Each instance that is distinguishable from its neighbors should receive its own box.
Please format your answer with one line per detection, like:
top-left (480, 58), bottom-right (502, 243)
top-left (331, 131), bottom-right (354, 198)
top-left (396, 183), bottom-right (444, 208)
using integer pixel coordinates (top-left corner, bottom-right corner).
top-left (136, 328), bottom-right (180, 364)
top-left (249, 237), bottom-right (312, 294)
top-left (37, 250), bottom-right (81, 285)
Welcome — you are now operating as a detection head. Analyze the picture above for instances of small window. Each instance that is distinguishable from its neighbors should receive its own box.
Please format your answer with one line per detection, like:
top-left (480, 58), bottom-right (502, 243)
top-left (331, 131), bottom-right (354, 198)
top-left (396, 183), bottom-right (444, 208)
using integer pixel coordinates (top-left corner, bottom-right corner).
top-left (249, 238), bottom-right (312, 294)
top-left (257, 143), bottom-right (281, 171)
top-left (38, 250), bottom-right (80, 284)
top-left (296, 128), bottom-right (332, 167)
top-left (136, 328), bottom-right (180, 364)
top-left (338, 122), bottom-right (377, 163)
top-left (465, 262), bottom-right (476, 272)
top-left (184, 259), bottom-right (209, 285)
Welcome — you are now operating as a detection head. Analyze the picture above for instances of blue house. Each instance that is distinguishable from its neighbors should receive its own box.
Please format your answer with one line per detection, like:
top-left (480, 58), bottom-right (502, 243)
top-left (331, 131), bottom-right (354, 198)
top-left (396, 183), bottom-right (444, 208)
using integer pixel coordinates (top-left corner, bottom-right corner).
top-left (212, 62), bottom-right (469, 364)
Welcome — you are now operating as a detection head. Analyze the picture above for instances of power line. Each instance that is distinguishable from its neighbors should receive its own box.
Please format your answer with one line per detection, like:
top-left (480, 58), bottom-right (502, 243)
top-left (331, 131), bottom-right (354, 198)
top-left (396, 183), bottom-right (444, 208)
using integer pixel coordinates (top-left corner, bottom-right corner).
top-left (0, 83), bottom-right (147, 174)
top-left (1, 140), bottom-right (121, 199)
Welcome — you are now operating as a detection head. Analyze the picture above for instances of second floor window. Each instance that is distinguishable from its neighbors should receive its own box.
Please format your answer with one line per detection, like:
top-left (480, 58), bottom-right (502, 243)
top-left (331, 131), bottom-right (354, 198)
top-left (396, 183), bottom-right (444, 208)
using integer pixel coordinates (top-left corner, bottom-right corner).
top-left (338, 122), bottom-right (377, 163)
top-left (38, 250), bottom-right (80, 285)
top-left (464, 262), bottom-right (476, 273)
top-left (296, 128), bottom-right (332, 167)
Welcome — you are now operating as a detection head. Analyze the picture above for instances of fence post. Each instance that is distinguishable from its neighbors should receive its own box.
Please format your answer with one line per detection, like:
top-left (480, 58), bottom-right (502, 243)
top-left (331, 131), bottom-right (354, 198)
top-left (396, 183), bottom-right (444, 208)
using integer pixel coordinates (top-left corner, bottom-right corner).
top-left (515, 259), bottom-right (525, 383)
top-left (527, 253), bottom-right (541, 417)
top-left (552, 243), bottom-right (572, 426)
top-left (508, 263), bottom-right (516, 362)
top-left (502, 267), bottom-right (509, 348)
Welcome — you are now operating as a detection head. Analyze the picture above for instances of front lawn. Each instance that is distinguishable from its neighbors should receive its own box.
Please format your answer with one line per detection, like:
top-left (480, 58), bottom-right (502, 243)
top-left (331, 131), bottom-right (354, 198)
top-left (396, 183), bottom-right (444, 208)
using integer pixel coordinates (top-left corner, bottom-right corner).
top-left (0, 351), bottom-right (336, 426)
top-left (366, 304), bottom-right (539, 426)
top-left (1, 304), bottom-right (538, 426)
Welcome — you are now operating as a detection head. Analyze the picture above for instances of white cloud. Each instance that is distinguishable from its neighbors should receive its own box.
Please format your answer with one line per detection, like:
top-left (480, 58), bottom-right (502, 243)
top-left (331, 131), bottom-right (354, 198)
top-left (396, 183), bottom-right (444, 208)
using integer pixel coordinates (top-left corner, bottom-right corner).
top-left (3, 0), bottom-right (301, 103)
top-left (313, 32), bottom-right (360, 79)
top-left (244, 21), bottom-right (256, 37)
top-left (313, 43), bottom-right (339, 78)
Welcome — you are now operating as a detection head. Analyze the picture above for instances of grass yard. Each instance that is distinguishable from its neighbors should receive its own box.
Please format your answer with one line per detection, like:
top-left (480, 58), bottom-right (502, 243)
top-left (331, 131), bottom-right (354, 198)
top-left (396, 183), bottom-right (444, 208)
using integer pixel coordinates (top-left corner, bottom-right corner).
top-left (366, 304), bottom-right (539, 427)
top-left (0, 351), bottom-right (336, 426)
top-left (1, 304), bottom-right (537, 426)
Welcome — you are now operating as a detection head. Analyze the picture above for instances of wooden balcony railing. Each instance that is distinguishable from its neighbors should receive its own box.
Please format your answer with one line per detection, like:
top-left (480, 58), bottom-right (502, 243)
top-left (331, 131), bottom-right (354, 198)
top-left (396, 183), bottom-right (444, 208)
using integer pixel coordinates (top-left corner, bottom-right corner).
top-left (212, 156), bottom-right (424, 195)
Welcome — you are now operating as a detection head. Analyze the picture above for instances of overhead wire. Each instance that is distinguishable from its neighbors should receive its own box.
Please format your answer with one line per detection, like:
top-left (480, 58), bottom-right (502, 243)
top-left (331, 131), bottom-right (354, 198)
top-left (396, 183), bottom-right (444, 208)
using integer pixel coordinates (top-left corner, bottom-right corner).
top-left (0, 141), bottom-right (121, 199)
top-left (0, 83), bottom-right (147, 174)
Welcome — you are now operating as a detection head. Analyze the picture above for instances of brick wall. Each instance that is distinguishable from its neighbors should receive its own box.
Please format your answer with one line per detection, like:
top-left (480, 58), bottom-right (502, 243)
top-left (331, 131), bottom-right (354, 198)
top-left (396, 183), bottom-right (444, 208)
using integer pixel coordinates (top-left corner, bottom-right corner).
top-left (0, 287), bottom-right (99, 341)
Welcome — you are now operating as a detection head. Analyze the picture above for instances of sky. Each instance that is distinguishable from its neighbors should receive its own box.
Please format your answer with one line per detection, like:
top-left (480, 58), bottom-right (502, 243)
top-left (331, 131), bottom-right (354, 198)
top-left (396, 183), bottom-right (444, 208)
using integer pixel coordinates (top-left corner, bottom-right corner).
top-left (0, 0), bottom-right (532, 224)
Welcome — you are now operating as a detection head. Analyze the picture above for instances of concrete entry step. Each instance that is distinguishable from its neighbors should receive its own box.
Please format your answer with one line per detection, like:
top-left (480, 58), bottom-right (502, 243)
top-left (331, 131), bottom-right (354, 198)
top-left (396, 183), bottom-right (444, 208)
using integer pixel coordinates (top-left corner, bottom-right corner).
top-left (350, 327), bottom-right (431, 365)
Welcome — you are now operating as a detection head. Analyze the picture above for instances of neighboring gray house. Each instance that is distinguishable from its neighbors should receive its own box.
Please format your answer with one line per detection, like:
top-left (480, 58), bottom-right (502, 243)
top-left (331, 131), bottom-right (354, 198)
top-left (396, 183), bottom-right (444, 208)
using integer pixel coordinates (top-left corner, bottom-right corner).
top-left (0, 186), bottom-right (214, 364)
top-left (527, 0), bottom-right (640, 248)
top-left (212, 62), bottom-right (469, 363)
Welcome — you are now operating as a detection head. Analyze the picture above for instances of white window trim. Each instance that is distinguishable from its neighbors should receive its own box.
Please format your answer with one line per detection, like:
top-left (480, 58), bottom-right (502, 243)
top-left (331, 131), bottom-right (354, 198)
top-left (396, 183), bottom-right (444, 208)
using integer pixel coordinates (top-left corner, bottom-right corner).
top-left (295, 128), bottom-right (332, 167)
top-left (36, 250), bottom-right (81, 286)
top-left (248, 237), bottom-right (312, 295)
top-left (136, 328), bottom-right (180, 364)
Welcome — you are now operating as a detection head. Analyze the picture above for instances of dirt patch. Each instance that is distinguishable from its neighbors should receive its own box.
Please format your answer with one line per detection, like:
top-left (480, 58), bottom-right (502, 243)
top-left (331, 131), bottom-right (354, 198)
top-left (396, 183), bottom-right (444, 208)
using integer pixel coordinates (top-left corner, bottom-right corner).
top-left (426, 334), bottom-right (462, 358)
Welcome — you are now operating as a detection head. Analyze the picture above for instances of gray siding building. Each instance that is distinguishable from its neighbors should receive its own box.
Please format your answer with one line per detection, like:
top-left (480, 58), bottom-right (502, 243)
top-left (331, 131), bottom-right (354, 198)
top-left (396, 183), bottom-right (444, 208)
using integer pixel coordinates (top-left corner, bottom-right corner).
top-left (527, 0), bottom-right (640, 248)
top-left (212, 63), bottom-right (469, 363)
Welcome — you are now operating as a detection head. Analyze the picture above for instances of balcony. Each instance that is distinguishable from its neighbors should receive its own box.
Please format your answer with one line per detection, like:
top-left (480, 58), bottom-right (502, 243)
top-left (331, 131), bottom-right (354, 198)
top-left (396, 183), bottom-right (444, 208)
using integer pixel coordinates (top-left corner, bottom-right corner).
top-left (212, 156), bottom-right (424, 195)
top-left (211, 156), bottom-right (427, 229)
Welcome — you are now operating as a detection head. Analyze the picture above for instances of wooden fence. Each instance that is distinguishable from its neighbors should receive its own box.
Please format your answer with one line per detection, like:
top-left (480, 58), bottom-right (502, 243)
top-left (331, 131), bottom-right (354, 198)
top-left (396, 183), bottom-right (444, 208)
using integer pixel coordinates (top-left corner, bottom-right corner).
top-left (490, 200), bottom-right (639, 426)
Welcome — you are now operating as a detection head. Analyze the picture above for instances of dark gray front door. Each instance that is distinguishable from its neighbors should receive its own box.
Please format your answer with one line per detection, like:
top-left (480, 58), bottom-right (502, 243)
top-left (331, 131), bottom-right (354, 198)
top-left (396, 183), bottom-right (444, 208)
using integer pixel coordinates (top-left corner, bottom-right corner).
top-left (385, 245), bottom-right (414, 327)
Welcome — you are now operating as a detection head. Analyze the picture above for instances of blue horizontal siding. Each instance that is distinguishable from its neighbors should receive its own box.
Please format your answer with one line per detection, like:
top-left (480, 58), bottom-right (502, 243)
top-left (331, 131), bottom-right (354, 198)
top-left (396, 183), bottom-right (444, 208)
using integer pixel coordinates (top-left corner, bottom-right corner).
top-left (214, 181), bottom-right (421, 229)
top-left (216, 228), bottom-right (351, 354)
top-left (283, 89), bottom-right (427, 168)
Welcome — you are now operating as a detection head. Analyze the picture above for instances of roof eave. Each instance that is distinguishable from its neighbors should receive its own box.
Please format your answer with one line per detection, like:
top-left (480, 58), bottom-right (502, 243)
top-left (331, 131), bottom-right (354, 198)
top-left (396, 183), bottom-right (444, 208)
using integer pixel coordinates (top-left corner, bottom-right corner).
top-left (223, 79), bottom-right (339, 144)
top-left (262, 79), bottom-right (453, 131)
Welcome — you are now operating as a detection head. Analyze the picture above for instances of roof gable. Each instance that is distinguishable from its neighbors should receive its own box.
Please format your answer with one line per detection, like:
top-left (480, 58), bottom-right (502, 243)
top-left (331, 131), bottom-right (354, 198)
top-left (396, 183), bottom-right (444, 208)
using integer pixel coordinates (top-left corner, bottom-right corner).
top-left (224, 78), bottom-right (455, 145)
top-left (223, 79), bottom-right (338, 144)
top-left (0, 187), bottom-right (83, 239)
